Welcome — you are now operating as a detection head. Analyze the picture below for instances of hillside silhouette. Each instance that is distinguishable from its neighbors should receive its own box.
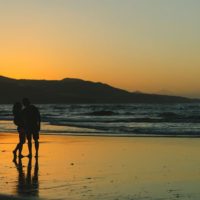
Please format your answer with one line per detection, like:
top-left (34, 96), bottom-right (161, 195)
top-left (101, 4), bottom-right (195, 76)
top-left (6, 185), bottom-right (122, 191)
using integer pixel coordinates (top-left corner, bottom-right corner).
top-left (0, 76), bottom-right (198, 104)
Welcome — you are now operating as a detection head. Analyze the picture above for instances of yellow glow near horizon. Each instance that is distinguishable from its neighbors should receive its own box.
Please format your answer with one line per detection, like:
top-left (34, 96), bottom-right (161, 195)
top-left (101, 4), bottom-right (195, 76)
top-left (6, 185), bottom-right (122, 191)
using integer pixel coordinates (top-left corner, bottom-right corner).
top-left (0, 1), bottom-right (200, 97)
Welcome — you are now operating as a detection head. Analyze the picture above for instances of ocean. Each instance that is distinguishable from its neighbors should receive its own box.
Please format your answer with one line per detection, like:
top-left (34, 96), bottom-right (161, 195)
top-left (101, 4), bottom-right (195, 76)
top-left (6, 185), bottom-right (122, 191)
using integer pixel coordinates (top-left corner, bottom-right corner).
top-left (1, 103), bottom-right (200, 136)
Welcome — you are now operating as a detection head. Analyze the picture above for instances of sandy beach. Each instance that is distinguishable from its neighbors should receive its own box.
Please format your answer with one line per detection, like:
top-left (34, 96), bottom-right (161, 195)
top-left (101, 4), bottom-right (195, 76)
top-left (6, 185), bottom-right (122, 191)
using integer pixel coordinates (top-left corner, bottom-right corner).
top-left (1, 133), bottom-right (200, 200)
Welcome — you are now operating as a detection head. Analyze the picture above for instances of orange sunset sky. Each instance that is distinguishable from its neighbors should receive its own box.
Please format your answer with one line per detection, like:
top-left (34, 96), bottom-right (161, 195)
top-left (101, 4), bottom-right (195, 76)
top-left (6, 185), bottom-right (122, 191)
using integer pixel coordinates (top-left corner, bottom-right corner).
top-left (0, 0), bottom-right (200, 97)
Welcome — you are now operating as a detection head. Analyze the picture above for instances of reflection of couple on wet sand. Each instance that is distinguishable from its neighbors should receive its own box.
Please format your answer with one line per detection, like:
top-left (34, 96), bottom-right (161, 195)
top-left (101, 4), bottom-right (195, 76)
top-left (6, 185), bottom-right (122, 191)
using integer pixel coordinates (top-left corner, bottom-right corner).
top-left (13, 156), bottom-right (39, 197)
top-left (13, 98), bottom-right (41, 158)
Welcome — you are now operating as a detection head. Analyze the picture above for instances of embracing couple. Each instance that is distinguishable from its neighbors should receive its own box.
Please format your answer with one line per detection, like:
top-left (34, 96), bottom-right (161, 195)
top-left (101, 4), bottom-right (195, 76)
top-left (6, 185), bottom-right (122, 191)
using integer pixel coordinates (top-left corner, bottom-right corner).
top-left (13, 98), bottom-right (41, 159)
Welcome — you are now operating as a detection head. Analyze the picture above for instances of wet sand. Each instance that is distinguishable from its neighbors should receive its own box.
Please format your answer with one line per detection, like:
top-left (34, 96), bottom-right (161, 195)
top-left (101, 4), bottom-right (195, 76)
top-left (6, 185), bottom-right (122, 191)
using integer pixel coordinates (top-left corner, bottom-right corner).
top-left (1, 133), bottom-right (200, 200)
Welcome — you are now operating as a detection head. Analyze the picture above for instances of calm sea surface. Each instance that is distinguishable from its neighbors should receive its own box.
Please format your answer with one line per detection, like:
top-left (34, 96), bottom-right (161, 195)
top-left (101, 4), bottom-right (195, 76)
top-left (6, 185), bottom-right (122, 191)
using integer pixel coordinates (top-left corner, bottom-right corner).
top-left (1, 103), bottom-right (200, 136)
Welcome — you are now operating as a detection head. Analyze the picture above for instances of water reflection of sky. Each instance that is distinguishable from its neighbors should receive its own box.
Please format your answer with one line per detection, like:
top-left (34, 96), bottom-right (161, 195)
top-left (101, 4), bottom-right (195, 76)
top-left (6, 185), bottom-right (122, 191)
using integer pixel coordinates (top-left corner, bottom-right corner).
top-left (13, 157), bottom-right (39, 198)
top-left (1, 136), bottom-right (200, 200)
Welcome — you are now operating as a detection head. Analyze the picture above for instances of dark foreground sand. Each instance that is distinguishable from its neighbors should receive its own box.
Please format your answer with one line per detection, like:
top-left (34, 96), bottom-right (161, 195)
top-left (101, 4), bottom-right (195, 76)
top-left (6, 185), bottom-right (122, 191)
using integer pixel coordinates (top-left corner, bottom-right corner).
top-left (0, 194), bottom-right (21, 200)
top-left (1, 133), bottom-right (200, 200)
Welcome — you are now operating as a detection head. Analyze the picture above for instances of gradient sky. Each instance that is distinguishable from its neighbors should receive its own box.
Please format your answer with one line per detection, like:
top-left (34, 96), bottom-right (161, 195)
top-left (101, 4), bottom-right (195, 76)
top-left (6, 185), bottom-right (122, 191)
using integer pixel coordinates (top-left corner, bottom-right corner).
top-left (0, 0), bottom-right (200, 97)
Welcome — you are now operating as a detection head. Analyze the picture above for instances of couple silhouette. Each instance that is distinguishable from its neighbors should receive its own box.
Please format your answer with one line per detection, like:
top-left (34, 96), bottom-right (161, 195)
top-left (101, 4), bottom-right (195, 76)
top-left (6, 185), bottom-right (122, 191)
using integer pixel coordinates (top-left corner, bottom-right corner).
top-left (13, 98), bottom-right (41, 159)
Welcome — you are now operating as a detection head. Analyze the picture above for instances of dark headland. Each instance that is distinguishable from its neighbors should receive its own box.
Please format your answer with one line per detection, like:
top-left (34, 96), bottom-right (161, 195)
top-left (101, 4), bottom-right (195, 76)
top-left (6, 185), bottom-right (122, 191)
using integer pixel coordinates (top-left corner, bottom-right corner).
top-left (0, 76), bottom-right (199, 104)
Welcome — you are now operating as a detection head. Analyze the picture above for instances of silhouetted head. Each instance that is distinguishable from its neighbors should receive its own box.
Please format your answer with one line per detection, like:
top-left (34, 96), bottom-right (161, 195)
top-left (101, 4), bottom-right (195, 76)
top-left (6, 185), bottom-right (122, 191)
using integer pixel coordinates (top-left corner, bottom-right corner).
top-left (13, 102), bottom-right (22, 115)
top-left (22, 98), bottom-right (31, 107)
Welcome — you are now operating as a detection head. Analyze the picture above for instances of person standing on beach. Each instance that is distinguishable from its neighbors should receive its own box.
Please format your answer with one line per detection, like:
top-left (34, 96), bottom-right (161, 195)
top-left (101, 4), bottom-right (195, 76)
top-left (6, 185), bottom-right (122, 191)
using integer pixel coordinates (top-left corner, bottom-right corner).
top-left (22, 98), bottom-right (41, 158)
top-left (12, 102), bottom-right (25, 159)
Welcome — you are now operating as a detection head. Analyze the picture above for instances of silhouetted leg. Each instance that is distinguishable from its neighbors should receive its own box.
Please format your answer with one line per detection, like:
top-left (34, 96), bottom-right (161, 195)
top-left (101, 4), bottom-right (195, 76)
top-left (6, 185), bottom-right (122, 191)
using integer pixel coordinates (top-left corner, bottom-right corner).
top-left (35, 140), bottom-right (39, 157)
top-left (13, 156), bottom-right (18, 165)
top-left (13, 143), bottom-right (20, 155)
top-left (27, 132), bottom-right (32, 157)
top-left (27, 157), bottom-right (32, 184)
top-left (34, 157), bottom-right (39, 175)
top-left (32, 157), bottom-right (39, 196)
top-left (28, 139), bottom-right (32, 158)
top-left (13, 145), bottom-right (18, 162)
top-left (13, 129), bottom-right (21, 156)
top-left (18, 143), bottom-right (24, 158)
top-left (17, 157), bottom-right (26, 196)
top-left (18, 157), bottom-right (23, 171)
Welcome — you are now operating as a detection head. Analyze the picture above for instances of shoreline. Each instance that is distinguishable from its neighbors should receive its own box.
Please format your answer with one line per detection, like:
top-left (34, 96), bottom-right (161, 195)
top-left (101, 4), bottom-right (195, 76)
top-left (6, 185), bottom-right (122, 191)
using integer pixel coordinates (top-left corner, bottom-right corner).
top-left (2, 131), bottom-right (200, 138)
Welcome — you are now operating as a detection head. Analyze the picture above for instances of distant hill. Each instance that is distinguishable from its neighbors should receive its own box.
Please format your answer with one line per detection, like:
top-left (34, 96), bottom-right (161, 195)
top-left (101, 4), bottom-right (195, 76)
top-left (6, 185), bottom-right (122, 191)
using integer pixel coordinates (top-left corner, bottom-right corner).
top-left (0, 76), bottom-right (199, 104)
